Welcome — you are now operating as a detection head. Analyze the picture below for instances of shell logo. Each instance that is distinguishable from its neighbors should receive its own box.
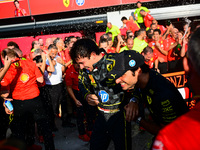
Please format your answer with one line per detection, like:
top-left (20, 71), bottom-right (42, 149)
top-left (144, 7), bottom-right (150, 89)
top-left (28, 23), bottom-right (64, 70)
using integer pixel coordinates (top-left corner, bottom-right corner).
top-left (20, 73), bottom-right (29, 83)
top-left (63, 0), bottom-right (70, 8)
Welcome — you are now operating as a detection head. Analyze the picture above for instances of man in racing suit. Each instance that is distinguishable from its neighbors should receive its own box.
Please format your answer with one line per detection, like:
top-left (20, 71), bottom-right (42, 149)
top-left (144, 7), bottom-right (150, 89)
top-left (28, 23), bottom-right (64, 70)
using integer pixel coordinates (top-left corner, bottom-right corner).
top-left (70, 39), bottom-right (137, 150)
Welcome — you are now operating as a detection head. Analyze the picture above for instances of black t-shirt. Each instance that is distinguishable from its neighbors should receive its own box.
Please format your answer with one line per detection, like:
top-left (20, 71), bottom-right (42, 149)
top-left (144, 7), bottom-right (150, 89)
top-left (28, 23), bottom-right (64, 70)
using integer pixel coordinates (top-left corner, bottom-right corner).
top-left (134, 70), bottom-right (189, 125)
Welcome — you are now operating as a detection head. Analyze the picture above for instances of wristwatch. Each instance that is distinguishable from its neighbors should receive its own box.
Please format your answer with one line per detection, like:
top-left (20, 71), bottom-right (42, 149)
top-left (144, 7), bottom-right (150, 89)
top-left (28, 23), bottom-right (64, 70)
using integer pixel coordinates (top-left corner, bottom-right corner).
top-left (130, 97), bottom-right (138, 103)
top-left (136, 117), bottom-right (142, 125)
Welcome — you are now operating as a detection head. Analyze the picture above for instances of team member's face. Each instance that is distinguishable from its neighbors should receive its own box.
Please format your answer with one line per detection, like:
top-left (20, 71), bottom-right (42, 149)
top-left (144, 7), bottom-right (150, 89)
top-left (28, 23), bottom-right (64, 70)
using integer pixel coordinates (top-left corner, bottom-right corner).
top-left (116, 70), bottom-right (139, 90)
top-left (68, 38), bottom-right (77, 49)
top-left (153, 31), bottom-right (160, 41)
top-left (57, 39), bottom-right (64, 50)
top-left (172, 28), bottom-right (178, 39)
top-left (143, 52), bottom-right (153, 62)
top-left (151, 25), bottom-right (157, 30)
top-left (137, 3), bottom-right (141, 8)
top-left (14, 2), bottom-right (20, 9)
top-left (34, 41), bottom-right (40, 49)
top-left (76, 55), bottom-right (96, 71)
top-left (49, 48), bottom-right (58, 60)
top-left (99, 42), bottom-right (108, 51)
top-left (127, 39), bottom-right (134, 50)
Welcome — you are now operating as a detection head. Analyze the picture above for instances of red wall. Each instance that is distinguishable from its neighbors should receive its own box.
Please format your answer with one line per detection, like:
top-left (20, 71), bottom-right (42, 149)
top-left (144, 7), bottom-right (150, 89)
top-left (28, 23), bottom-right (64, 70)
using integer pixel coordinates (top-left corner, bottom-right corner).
top-left (0, 32), bottom-right (83, 56)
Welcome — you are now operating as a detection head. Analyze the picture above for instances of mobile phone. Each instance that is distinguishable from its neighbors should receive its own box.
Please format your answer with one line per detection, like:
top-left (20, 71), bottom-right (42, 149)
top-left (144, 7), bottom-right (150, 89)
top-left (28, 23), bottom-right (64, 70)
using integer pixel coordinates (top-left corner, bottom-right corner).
top-left (5, 100), bottom-right (13, 111)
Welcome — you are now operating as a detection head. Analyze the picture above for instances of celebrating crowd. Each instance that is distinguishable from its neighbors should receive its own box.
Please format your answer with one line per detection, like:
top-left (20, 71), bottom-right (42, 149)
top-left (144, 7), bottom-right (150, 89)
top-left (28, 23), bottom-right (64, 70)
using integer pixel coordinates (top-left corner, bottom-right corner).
top-left (0, 1), bottom-right (200, 150)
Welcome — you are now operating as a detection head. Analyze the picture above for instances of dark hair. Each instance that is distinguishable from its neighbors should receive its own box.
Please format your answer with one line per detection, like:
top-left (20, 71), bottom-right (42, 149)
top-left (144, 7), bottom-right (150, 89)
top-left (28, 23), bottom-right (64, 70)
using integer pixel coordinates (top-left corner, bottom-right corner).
top-left (53, 37), bottom-right (62, 46)
top-left (14, 0), bottom-right (19, 4)
top-left (33, 55), bottom-right (43, 63)
top-left (13, 48), bottom-right (23, 58)
top-left (121, 16), bottom-right (127, 21)
top-left (100, 34), bottom-right (109, 40)
top-left (136, 1), bottom-right (141, 5)
top-left (146, 29), bottom-right (153, 39)
top-left (70, 38), bottom-right (101, 62)
top-left (150, 23), bottom-right (156, 28)
top-left (7, 41), bottom-right (19, 49)
top-left (48, 44), bottom-right (58, 51)
top-left (140, 9), bottom-right (145, 13)
top-left (1, 48), bottom-right (18, 59)
top-left (64, 36), bottom-right (75, 45)
top-left (106, 32), bottom-right (112, 36)
top-left (107, 37), bottom-right (112, 42)
top-left (31, 40), bottom-right (38, 50)
top-left (131, 63), bottom-right (149, 75)
top-left (137, 28), bottom-right (146, 36)
top-left (153, 29), bottom-right (161, 35)
top-left (99, 38), bottom-right (108, 46)
top-left (142, 46), bottom-right (153, 54)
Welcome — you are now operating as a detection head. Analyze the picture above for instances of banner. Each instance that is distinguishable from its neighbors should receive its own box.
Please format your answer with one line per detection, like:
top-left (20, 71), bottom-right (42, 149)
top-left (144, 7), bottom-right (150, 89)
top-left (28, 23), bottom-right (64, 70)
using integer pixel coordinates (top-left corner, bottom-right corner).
top-left (0, 0), bottom-right (157, 19)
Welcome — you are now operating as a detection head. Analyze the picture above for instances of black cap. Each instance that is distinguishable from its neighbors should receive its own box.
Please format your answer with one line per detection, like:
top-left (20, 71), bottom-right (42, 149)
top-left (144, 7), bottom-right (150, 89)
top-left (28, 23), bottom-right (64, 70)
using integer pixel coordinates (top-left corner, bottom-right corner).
top-left (108, 50), bottom-right (144, 79)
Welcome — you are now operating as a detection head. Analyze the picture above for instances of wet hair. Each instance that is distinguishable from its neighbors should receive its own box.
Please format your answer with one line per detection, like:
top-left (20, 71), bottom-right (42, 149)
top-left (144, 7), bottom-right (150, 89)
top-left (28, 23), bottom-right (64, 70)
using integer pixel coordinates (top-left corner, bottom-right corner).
top-left (70, 38), bottom-right (101, 62)
top-left (142, 46), bottom-right (153, 54)
top-left (33, 55), bottom-right (43, 63)
top-left (7, 41), bottom-right (19, 49)
top-left (153, 29), bottom-right (161, 35)
top-left (100, 34), bottom-right (109, 40)
top-left (121, 16), bottom-right (128, 21)
top-left (187, 27), bottom-right (200, 75)
top-left (13, 48), bottom-right (23, 58)
top-left (1, 48), bottom-right (18, 59)
top-left (48, 44), bottom-right (58, 51)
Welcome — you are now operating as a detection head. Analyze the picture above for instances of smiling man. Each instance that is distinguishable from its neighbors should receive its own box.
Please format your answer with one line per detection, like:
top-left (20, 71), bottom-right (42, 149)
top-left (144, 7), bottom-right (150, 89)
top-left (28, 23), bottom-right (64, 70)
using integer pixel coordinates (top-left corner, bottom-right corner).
top-left (108, 50), bottom-right (188, 135)
top-left (70, 38), bottom-right (137, 150)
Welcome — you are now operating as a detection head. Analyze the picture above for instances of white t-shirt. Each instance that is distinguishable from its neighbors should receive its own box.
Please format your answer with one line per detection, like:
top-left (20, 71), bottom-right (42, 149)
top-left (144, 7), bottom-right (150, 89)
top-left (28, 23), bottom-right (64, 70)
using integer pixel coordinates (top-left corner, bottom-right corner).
top-left (44, 56), bottom-right (63, 85)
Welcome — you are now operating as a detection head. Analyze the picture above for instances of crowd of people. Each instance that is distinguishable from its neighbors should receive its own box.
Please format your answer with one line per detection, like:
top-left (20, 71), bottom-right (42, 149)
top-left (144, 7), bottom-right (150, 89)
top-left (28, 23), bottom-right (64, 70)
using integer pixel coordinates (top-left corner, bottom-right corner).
top-left (0, 1), bottom-right (200, 150)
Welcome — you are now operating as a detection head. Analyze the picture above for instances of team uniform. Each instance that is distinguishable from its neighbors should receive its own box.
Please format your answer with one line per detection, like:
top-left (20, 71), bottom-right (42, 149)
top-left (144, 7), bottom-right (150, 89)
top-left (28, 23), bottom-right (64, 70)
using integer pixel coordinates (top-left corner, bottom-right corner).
top-left (14, 8), bottom-right (26, 17)
top-left (65, 65), bottom-right (95, 136)
top-left (152, 101), bottom-right (200, 150)
top-left (79, 53), bottom-right (131, 150)
top-left (134, 6), bottom-right (149, 28)
top-left (133, 37), bottom-right (148, 53)
top-left (144, 13), bottom-right (154, 29)
top-left (106, 25), bottom-right (121, 41)
top-left (144, 53), bottom-right (158, 69)
top-left (126, 20), bottom-right (140, 34)
top-left (149, 39), bottom-right (168, 74)
top-left (132, 70), bottom-right (188, 125)
top-left (1, 59), bottom-right (55, 150)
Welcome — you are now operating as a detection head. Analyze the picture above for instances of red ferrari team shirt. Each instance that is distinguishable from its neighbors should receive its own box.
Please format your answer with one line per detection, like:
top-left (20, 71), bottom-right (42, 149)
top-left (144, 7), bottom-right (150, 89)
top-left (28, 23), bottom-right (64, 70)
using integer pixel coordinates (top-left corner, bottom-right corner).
top-left (65, 65), bottom-right (79, 91)
top-left (15, 8), bottom-right (26, 17)
top-left (157, 25), bottom-right (167, 35)
top-left (149, 39), bottom-right (168, 62)
top-left (152, 102), bottom-right (200, 150)
top-left (144, 13), bottom-right (154, 28)
top-left (126, 20), bottom-right (140, 34)
top-left (145, 53), bottom-right (158, 69)
top-left (1, 59), bottom-right (42, 100)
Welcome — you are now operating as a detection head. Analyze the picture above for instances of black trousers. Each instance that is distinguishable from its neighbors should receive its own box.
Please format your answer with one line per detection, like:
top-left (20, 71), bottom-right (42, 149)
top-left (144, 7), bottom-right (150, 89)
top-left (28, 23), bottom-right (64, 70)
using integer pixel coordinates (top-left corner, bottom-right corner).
top-left (46, 83), bottom-right (68, 123)
top-left (90, 111), bottom-right (131, 150)
top-left (11, 96), bottom-right (55, 150)
top-left (0, 99), bottom-right (9, 141)
top-left (168, 59), bottom-right (184, 73)
top-left (73, 89), bottom-right (96, 135)
top-left (158, 62), bottom-right (168, 74)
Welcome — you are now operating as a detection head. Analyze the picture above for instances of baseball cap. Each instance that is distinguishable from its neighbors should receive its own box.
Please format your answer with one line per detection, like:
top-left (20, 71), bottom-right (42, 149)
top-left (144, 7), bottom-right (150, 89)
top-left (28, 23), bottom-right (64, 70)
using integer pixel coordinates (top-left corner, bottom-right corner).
top-left (108, 50), bottom-right (144, 79)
